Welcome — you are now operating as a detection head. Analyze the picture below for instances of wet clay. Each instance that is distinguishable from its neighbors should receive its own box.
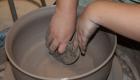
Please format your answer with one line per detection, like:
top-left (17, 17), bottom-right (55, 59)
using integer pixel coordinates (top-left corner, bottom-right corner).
top-left (19, 40), bottom-right (95, 78)
top-left (48, 42), bottom-right (80, 65)
top-left (13, 28), bottom-right (113, 78)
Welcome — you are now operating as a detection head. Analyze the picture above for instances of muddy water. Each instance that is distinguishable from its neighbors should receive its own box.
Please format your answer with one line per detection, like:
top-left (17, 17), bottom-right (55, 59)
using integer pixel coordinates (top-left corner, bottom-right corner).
top-left (20, 40), bottom-right (95, 78)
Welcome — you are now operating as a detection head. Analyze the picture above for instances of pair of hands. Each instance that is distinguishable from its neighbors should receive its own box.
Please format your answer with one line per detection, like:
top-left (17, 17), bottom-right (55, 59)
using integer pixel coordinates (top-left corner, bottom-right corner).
top-left (47, 6), bottom-right (98, 55)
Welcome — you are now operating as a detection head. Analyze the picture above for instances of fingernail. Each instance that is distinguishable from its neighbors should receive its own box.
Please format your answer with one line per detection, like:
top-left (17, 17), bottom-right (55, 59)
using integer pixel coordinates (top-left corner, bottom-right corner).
top-left (80, 47), bottom-right (87, 56)
top-left (58, 43), bottom-right (67, 54)
top-left (79, 48), bottom-right (83, 56)
top-left (81, 50), bottom-right (86, 56)
top-left (58, 48), bottom-right (65, 54)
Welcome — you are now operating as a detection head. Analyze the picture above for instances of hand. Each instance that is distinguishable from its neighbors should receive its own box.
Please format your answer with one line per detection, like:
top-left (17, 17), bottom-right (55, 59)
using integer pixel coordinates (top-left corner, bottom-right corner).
top-left (47, 11), bottom-right (76, 54)
top-left (73, 6), bottom-right (99, 55)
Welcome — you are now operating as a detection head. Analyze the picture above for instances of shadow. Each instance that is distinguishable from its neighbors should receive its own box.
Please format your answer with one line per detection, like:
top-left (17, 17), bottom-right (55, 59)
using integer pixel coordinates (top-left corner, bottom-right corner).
top-left (117, 34), bottom-right (140, 50)
top-left (98, 26), bottom-right (140, 51)
top-left (88, 26), bottom-right (116, 44)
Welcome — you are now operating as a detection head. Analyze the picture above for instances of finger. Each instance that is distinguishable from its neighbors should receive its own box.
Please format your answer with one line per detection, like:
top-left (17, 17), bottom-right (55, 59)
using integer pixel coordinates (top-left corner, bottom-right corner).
top-left (77, 19), bottom-right (90, 55)
top-left (79, 35), bottom-right (88, 56)
top-left (49, 39), bottom-right (59, 53)
top-left (77, 28), bottom-right (83, 47)
top-left (77, 29), bottom-right (87, 55)
top-left (58, 42), bottom-right (67, 54)
top-left (72, 33), bottom-right (78, 50)
top-left (76, 20), bottom-right (86, 55)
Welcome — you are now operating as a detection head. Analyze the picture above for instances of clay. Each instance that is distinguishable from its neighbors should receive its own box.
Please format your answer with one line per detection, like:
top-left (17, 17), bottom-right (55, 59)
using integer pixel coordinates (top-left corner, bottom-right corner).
top-left (48, 42), bottom-right (80, 65)
top-left (19, 40), bottom-right (95, 78)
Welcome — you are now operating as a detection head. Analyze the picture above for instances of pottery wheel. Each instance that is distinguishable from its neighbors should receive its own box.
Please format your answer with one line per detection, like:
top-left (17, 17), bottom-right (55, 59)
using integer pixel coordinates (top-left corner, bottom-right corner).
top-left (2, 56), bottom-right (123, 80)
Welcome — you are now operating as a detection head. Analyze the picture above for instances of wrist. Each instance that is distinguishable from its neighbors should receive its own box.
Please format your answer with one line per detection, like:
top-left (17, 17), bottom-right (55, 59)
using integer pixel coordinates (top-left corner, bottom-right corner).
top-left (55, 8), bottom-right (76, 18)
top-left (55, 0), bottom-right (78, 16)
top-left (84, 1), bottom-right (111, 25)
top-left (55, 7), bottom-right (77, 24)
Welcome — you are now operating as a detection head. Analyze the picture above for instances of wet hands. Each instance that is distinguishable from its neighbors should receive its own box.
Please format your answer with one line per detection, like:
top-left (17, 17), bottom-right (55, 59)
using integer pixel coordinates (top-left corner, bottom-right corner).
top-left (46, 10), bottom-right (76, 54)
top-left (46, 10), bottom-right (80, 65)
top-left (73, 6), bottom-right (99, 55)
top-left (47, 4), bottom-right (99, 55)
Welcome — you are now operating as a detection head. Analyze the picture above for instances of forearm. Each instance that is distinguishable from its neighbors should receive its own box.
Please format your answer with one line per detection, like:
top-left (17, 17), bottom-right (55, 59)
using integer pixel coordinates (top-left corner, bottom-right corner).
top-left (86, 1), bottom-right (140, 41)
top-left (56, 0), bottom-right (78, 16)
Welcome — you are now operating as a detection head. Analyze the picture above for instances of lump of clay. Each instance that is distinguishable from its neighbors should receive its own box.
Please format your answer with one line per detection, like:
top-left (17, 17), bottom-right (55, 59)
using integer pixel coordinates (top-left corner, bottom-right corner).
top-left (49, 42), bottom-right (80, 65)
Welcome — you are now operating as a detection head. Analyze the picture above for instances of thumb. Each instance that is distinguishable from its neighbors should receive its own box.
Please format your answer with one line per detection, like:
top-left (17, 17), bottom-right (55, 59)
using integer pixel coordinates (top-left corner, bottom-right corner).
top-left (72, 32), bottom-right (79, 50)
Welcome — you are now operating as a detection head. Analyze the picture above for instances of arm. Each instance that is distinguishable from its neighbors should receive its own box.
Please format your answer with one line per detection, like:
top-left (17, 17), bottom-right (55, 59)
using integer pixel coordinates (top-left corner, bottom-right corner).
top-left (74, 1), bottom-right (140, 54)
top-left (88, 1), bottom-right (140, 41)
top-left (56, 0), bottom-right (78, 14)
top-left (47, 0), bottom-right (78, 53)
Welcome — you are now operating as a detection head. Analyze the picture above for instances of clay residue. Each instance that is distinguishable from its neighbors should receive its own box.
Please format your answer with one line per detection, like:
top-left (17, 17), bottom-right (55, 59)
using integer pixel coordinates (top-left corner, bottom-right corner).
top-left (19, 40), bottom-right (95, 78)
top-left (49, 42), bottom-right (80, 65)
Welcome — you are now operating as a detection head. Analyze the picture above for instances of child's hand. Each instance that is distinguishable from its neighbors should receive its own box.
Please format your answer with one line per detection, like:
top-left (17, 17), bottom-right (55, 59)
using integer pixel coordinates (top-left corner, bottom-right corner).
top-left (73, 6), bottom-right (99, 55)
top-left (47, 11), bottom-right (76, 54)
